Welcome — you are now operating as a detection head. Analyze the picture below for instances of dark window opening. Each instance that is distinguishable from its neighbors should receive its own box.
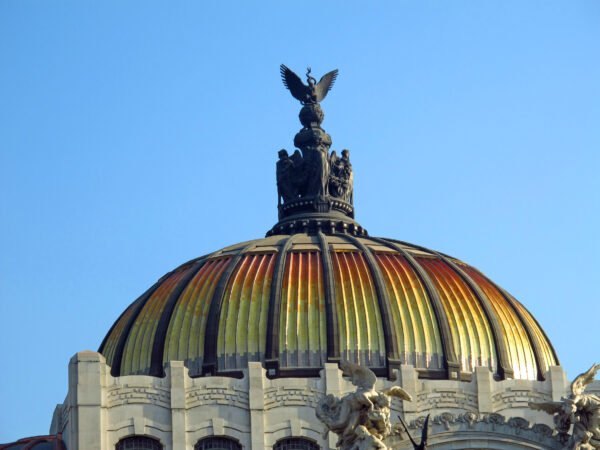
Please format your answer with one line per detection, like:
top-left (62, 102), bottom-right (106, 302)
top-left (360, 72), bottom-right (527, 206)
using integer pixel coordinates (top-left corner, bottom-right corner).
top-left (274, 438), bottom-right (320, 450)
top-left (195, 437), bottom-right (242, 450)
top-left (116, 436), bottom-right (162, 450)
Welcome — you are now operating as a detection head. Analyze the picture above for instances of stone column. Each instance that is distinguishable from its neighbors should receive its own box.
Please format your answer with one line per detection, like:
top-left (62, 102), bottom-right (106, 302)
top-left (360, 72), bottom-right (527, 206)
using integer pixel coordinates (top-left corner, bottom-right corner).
top-left (398, 365), bottom-right (418, 414)
top-left (475, 366), bottom-right (494, 414)
top-left (547, 365), bottom-right (568, 402)
top-left (324, 363), bottom-right (343, 450)
top-left (248, 362), bottom-right (266, 450)
top-left (67, 351), bottom-right (107, 450)
top-left (169, 361), bottom-right (188, 450)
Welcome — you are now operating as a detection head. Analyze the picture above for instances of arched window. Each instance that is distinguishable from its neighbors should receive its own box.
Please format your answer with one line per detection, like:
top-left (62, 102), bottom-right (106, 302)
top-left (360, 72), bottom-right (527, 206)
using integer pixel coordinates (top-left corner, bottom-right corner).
top-left (195, 437), bottom-right (242, 450)
top-left (116, 436), bottom-right (162, 450)
top-left (274, 438), bottom-right (320, 450)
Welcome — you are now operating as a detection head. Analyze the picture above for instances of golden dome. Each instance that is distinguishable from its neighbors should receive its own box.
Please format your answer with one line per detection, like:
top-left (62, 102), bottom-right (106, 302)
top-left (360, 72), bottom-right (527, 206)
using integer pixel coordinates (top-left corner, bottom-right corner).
top-left (99, 233), bottom-right (557, 381)
top-left (99, 67), bottom-right (558, 383)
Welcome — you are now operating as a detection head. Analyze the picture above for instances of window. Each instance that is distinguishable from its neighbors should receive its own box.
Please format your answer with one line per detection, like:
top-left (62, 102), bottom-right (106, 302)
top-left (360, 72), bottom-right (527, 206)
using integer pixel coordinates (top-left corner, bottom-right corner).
top-left (116, 436), bottom-right (162, 450)
top-left (195, 437), bottom-right (242, 450)
top-left (274, 438), bottom-right (320, 450)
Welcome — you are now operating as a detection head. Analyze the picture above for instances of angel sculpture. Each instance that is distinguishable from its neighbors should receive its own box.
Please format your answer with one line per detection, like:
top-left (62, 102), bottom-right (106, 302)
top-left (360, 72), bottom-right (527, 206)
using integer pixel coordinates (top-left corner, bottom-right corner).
top-left (280, 64), bottom-right (338, 105)
top-left (529, 363), bottom-right (600, 450)
top-left (316, 361), bottom-right (412, 450)
top-left (329, 149), bottom-right (353, 203)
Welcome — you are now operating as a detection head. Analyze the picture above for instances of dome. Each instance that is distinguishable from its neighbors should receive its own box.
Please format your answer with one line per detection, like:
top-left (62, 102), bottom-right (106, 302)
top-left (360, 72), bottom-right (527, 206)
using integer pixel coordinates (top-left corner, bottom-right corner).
top-left (99, 67), bottom-right (558, 383)
top-left (99, 233), bottom-right (557, 382)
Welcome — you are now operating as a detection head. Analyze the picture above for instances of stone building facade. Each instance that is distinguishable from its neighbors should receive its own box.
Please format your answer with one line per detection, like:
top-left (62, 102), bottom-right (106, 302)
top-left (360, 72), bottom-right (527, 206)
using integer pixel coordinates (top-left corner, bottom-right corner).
top-left (48, 351), bottom-right (600, 450)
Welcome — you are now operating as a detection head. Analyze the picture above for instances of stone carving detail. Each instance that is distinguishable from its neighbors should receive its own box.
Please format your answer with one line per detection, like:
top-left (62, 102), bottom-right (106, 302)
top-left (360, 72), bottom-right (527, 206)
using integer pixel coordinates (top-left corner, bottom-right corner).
top-left (530, 363), bottom-right (600, 449)
top-left (482, 412), bottom-right (506, 427)
top-left (416, 388), bottom-right (478, 411)
top-left (106, 385), bottom-right (170, 408)
top-left (532, 423), bottom-right (555, 437)
top-left (186, 386), bottom-right (249, 409)
top-left (432, 412), bottom-right (455, 430)
top-left (394, 412), bottom-right (565, 448)
top-left (264, 386), bottom-right (322, 410)
top-left (315, 361), bottom-right (419, 450)
top-left (351, 425), bottom-right (388, 450)
top-left (507, 417), bottom-right (530, 435)
top-left (492, 388), bottom-right (549, 409)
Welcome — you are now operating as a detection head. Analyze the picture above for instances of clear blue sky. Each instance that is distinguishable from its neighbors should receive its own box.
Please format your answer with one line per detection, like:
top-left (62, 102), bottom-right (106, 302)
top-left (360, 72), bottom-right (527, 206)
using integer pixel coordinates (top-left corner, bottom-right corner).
top-left (1, 1), bottom-right (599, 442)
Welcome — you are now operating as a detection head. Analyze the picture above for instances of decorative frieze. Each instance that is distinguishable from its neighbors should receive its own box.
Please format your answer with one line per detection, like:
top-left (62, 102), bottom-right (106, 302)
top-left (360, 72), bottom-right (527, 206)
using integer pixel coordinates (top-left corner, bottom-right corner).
top-left (391, 412), bottom-right (564, 449)
top-left (491, 387), bottom-right (550, 410)
top-left (106, 385), bottom-right (171, 408)
top-left (186, 386), bottom-right (249, 409)
top-left (264, 387), bottom-right (322, 410)
top-left (416, 388), bottom-right (478, 412)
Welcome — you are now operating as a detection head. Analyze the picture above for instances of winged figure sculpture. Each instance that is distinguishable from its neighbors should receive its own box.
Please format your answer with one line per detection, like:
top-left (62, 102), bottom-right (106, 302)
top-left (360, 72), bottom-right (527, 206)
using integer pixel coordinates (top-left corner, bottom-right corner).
top-left (340, 360), bottom-right (412, 402)
top-left (316, 361), bottom-right (413, 450)
top-left (529, 363), bottom-right (600, 449)
top-left (280, 64), bottom-right (338, 104)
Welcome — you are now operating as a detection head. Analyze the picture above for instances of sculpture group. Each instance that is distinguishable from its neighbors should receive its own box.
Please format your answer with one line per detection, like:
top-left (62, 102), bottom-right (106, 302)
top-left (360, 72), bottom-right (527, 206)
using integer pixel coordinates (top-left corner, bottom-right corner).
top-left (316, 361), bottom-right (428, 450)
top-left (277, 65), bottom-right (354, 209)
top-left (530, 363), bottom-right (600, 450)
top-left (276, 147), bottom-right (353, 205)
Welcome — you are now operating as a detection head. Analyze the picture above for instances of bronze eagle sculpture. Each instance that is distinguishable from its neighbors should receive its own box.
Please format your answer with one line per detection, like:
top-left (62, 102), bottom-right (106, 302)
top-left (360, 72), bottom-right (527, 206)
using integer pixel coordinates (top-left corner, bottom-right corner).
top-left (280, 64), bottom-right (338, 104)
top-left (398, 414), bottom-right (430, 450)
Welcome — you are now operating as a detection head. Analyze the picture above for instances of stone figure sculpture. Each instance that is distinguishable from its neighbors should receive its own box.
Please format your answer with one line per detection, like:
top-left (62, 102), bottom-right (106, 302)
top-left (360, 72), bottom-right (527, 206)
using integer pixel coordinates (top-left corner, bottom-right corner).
top-left (350, 426), bottom-right (387, 450)
top-left (529, 363), bottom-right (600, 449)
top-left (315, 361), bottom-right (412, 450)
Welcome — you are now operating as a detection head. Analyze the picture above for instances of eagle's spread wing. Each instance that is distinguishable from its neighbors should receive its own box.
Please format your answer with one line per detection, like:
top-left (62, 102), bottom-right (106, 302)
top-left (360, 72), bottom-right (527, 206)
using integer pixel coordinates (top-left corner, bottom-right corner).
top-left (397, 415), bottom-right (417, 447)
top-left (280, 64), bottom-right (309, 103)
top-left (383, 386), bottom-right (413, 402)
top-left (571, 363), bottom-right (600, 396)
top-left (315, 69), bottom-right (338, 102)
top-left (528, 401), bottom-right (564, 415)
top-left (340, 360), bottom-right (377, 390)
top-left (420, 414), bottom-right (430, 447)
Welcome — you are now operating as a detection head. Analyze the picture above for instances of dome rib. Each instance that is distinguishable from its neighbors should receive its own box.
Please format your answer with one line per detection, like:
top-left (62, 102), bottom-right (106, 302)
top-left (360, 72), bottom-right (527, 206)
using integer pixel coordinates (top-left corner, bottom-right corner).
top-left (372, 238), bottom-right (461, 379)
top-left (202, 242), bottom-right (257, 376)
top-left (461, 266), bottom-right (539, 380)
top-left (435, 254), bottom-right (513, 380)
top-left (340, 234), bottom-right (400, 376)
top-left (317, 231), bottom-right (340, 363)
top-left (492, 281), bottom-right (559, 378)
top-left (149, 261), bottom-right (205, 377)
top-left (109, 281), bottom-right (162, 376)
top-left (264, 235), bottom-right (295, 375)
